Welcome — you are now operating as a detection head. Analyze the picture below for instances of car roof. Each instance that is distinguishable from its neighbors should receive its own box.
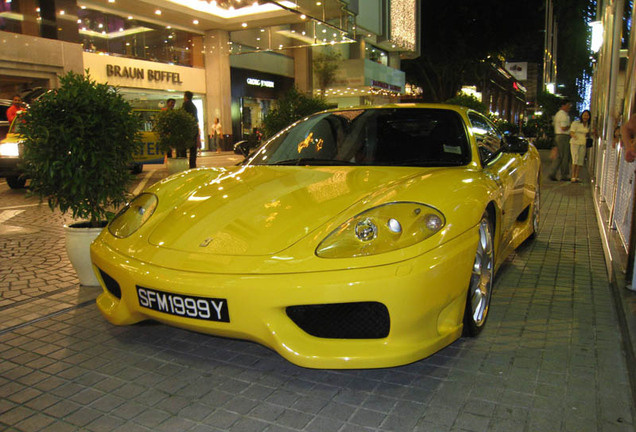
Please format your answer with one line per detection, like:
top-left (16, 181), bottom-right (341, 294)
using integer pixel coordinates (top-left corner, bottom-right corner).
top-left (320, 103), bottom-right (473, 115)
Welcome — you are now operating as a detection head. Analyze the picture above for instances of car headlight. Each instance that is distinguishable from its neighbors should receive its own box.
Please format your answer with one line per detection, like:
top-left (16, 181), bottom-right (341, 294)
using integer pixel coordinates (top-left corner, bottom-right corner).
top-left (0, 142), bottom-right (20, 157)
top-left (316, 202), bottom-right (445, 258)
top-left (108, 193), bottom-right (158, 238)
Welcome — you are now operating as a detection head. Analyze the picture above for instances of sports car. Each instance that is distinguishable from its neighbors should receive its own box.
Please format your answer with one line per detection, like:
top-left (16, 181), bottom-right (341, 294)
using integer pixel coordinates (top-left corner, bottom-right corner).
top-left (90, 104), bottom-right (540, 369)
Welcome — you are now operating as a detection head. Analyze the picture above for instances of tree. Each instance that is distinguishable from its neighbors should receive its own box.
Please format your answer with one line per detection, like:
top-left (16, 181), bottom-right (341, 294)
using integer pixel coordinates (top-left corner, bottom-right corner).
top-left (313, 50), bottom-right (342, 93)
top-left (445, 94), bottom-right (488, 115)
top-left (553, 0), bottom-right (597, 102)
top-left (154, 108), bottom-right (198, 155)
top-left (21, 71), bottom-right (142, 226)
top-left (402, 0), bottom-right (545, 102)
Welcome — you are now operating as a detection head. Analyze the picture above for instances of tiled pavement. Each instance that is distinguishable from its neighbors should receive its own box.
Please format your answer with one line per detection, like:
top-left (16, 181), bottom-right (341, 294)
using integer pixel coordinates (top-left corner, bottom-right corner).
top-left (0, 151), bottom-right (635, 432)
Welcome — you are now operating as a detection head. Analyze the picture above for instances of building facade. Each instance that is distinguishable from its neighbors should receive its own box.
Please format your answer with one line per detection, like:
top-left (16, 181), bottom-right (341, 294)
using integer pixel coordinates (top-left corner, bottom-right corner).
top-left (588, 0), bottom-right (636, 288)
top-left (0, 0), bottom-right (420, 146)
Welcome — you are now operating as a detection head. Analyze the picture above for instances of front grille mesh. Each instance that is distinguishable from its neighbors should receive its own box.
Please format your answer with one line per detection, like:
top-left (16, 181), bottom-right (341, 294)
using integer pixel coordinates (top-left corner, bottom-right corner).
top-left (286, 302), bottom-right (390, 339)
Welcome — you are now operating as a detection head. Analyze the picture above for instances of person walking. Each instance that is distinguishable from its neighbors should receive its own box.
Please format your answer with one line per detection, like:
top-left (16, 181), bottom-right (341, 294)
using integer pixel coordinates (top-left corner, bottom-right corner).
top-left (549, 99), bottom-right (572, 181)
top-left (569, 109), bottom-right (591, 182)
top-left (182, 91), bottom-right (199, 168)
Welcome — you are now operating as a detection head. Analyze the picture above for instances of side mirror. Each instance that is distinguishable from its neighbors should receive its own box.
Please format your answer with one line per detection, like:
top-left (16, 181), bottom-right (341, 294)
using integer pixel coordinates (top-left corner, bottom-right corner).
top-left (503, 136), bottom-right (529, 154)
top-left (233, 140), bottom-right (250, 157)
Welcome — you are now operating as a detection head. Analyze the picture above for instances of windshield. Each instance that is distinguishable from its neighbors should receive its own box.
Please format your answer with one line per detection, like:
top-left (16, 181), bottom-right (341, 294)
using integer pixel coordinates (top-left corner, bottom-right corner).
top-left (248, 108), bottom-right (470, 167)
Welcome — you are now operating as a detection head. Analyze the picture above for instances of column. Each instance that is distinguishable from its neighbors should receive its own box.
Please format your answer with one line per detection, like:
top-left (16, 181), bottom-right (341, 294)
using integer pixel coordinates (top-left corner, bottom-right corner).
top-left (204, 30), bottom-right (233, 148)
top-left (294, 47), bottom-right (312, 94)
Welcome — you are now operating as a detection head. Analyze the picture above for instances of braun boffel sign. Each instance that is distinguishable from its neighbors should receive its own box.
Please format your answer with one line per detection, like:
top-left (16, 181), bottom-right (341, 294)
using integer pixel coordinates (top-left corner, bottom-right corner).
top-left (106, 65), bottom-right (183, 84)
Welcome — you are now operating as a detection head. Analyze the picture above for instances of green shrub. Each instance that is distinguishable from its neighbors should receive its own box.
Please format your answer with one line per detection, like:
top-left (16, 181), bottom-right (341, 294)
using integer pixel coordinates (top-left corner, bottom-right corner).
top-left (445, 94), bottom-right (489, 115)
top-left (21, 71), bottom-right (142, 226)
top-left (263, 87), bottom-right (331, 138)
top-left (153, 108), bottom-right (198, 154)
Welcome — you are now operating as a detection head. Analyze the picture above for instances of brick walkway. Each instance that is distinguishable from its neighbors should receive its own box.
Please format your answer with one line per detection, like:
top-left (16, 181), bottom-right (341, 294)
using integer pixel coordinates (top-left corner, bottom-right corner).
top-left (0, 152), bottom-right (634, 431)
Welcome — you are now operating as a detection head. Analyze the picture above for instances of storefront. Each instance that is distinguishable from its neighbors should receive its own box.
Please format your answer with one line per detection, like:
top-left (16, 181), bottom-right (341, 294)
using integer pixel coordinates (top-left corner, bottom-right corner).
top-left (83, 52), bottom-right (207, 145)
top-left (230, 68), bottom-right (294, 143)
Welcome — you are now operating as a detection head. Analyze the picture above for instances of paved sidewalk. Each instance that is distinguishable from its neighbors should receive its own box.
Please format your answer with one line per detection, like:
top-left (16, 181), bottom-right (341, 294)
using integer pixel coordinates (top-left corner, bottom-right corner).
top-left (0, 152), bottom-right (634, 431)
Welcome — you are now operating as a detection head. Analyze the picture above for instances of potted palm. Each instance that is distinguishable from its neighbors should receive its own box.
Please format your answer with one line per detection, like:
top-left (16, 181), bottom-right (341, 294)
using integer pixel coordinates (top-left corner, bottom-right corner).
top-left (20, 71), bottom-right (142, 286)
top-left (154, 108), bottom-right (198, 174)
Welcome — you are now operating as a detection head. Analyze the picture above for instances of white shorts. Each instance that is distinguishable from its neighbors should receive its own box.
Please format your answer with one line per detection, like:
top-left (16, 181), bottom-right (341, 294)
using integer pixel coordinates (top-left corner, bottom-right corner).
top-left (571, 143), bottom-right (586, 166)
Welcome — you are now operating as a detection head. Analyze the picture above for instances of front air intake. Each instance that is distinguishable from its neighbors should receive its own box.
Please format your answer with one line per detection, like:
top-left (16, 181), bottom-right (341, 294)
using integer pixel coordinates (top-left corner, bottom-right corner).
top-left (286, 302), bottom-right (390, 339)
top-left (98, 269), bottom-right (121, 299)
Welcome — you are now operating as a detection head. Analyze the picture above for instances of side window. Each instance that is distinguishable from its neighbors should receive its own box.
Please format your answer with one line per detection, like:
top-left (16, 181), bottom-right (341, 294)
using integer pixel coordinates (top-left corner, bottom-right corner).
top-left (469, 113), bottom-right (502, 165)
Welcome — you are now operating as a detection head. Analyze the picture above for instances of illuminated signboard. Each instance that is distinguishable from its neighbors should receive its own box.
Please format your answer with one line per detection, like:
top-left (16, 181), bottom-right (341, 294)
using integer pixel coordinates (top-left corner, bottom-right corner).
top-left (247, 78), bottom-right (275, 88)
top-left (106, 64), bottom-right (183, 84)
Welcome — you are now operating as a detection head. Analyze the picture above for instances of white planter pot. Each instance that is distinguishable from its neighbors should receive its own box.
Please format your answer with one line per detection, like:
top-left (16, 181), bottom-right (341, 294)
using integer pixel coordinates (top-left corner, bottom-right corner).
top-left (166, 157), bottom-right (189, 174)
top-left (64, 222), bottom-right (105, 286)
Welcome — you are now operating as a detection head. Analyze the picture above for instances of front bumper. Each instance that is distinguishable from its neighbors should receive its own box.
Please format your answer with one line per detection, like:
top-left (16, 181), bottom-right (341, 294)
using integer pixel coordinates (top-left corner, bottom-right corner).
top-left (90, 227), bottom-right (478, 369)
top-left (0, 156), bottom-right (20, 177)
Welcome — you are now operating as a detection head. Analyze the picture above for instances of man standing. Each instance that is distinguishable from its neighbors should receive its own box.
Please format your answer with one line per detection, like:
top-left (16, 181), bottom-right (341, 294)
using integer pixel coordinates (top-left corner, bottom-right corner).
top-left (7, 95), bottom-right (24, 123)
top-left (163, 98), bottom-right (175, 111)
top-left (549, 99), bottom-right (572, 181)
top-left (182, 91), bottom-right (198, 168)
top-left (161, 98), bottom-right (176, 159)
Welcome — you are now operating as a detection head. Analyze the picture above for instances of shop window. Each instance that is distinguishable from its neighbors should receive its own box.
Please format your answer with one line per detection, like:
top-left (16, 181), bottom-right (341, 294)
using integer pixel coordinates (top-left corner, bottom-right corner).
top-left (77, 8), bottom-right (198, 66)
top-left (365, 45), bottom-right (388, 66)
top-left (240, 97), bottom-right (271, 140)
top-left (0, 0), bottom-right (78, 42)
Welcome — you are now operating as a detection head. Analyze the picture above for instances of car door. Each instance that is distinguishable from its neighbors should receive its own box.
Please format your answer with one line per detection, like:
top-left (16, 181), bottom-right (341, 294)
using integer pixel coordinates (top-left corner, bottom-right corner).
top-left (469, 112), bottom-right (526, 250)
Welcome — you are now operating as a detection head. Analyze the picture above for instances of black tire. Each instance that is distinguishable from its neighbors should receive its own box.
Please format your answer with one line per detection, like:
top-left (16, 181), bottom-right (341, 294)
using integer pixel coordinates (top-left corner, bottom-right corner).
top-left (6, 175), bottom-right (26, 189)
top-left (463, 212), bottom-right (494, 337)
top-left (131, 163), bottom-right (143, 174)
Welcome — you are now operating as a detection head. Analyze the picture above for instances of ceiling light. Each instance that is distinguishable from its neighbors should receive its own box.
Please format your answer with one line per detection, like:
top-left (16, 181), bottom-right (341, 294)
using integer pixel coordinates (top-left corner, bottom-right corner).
top-left (155, 9), bottom-right (162, 15)
top-left (241, 22), bottom-right (247, 27)
top-left (193, 19), bottom-right (199, 24)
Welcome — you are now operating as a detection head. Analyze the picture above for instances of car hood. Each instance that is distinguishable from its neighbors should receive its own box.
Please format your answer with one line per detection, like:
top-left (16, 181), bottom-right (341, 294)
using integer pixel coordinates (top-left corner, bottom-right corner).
top-left (147, 165), bottom-right (453, 256)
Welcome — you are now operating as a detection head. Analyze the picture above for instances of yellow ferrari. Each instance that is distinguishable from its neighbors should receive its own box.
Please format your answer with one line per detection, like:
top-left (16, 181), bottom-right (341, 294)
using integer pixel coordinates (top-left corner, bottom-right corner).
top-left (90, 104), bottom-right (540, 369)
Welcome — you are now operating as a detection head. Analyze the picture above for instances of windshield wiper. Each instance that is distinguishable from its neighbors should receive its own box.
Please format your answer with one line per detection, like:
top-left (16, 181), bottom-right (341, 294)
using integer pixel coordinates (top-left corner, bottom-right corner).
top-left (271, 158), bottom-right (356, 166)
top-left (384, 159), bottom-right (465, 167)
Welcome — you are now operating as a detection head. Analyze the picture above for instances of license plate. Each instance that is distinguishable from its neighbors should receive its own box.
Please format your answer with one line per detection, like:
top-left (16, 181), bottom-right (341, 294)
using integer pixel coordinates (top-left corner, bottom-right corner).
top-left (136, 286), bottom-right (230, 322)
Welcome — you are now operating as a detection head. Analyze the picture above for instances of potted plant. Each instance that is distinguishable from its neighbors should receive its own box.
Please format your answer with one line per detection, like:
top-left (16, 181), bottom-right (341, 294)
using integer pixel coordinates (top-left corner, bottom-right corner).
top-left (154, 108), bottom-right (198, 174)
top-left (20, 70), bottom-right (142, 286)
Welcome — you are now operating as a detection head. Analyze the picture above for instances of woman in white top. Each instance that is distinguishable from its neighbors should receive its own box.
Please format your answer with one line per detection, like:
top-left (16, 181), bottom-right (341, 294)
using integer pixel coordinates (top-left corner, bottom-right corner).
top-left (569, 110), bottom-right (591, 182)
